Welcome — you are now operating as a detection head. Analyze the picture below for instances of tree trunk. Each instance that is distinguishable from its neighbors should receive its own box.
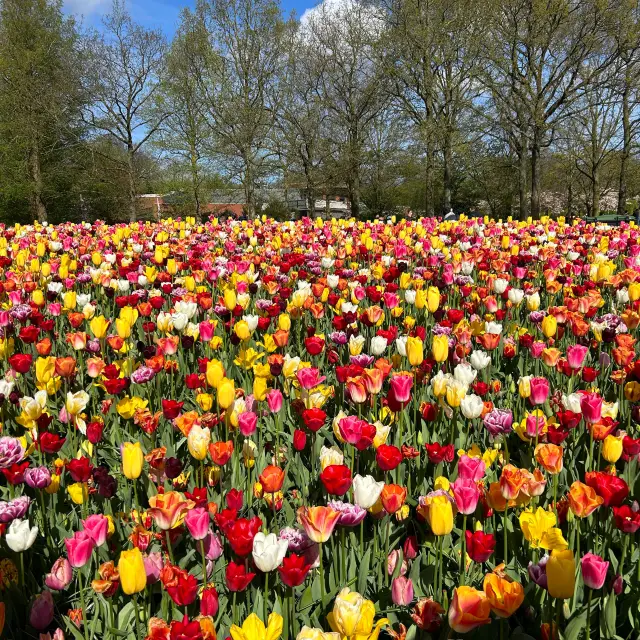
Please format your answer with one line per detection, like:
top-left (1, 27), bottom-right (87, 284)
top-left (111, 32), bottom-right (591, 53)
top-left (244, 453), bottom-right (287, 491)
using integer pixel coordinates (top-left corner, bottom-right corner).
top-left (567, 181), bottom-right (573, 222)
top-left (530, 128), bottom-right (541, 220)
top-left (618, 65), bottom-right (631, 218)
top-left (28, 142), bottom-right (47, 223)
top-left (127, 148), bottom-right (137, 223)
top-left (424, 142), bottom-right (434, 217)
top-left (442, 130), bottom-right (452, 214)
top-left (591, 169), bottom-right (599, 219)
top-left (243, 155), bottom-right (254, 218)
top-left (190, 146), bottom-right (201, 223)
top-left (518, 132), bottom-right (528, 221)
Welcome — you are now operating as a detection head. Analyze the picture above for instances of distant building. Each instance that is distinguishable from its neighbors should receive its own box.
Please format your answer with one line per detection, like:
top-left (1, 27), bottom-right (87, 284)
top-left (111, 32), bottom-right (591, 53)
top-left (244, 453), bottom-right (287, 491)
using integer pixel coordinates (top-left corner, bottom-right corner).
top-left (138, 187), bottom-right (352, 219)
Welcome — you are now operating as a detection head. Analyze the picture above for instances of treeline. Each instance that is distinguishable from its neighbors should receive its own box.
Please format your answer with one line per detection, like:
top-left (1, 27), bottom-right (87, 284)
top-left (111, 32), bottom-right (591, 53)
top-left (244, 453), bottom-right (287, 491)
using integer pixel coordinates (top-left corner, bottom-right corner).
top-left (2, 0), bottom-right (640, 224)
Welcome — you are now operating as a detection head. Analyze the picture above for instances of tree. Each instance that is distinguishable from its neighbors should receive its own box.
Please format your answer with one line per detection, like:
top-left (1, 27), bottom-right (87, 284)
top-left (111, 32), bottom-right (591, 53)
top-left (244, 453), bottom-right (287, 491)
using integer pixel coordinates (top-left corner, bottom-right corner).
top-left (484, 0), bottom-right (616, 219)
top-left (386, 0), bottom-right (484, 215)
top-left (83, 0), bottom-right (168, 222)
top-left (154, 10), bottom-right (210, 221)
top-left (0, 0), bottom-right (84, 222)
top-left (194, 0), bottom-right (288, 216)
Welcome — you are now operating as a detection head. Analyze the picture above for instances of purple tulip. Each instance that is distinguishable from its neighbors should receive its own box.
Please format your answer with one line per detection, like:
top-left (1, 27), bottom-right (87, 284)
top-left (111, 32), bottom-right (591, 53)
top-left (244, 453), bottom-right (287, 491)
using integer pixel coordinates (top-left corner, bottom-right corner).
top-left (483, 409), bottom-right (513, 437)
top-left (29, 590), bottom-right (54, 630)
top-left (0, 496), bottom-right (31, 523)
top-left (327, 500), bottom-right (367, 526)
top-left (143, 551), bottom-right (164, 584)
top-left (528, 555), bottom-right (549, 589)
top-left (0, 437), bottom-right (24, 469)
top-left (24, 466), bottom-right (52, 489)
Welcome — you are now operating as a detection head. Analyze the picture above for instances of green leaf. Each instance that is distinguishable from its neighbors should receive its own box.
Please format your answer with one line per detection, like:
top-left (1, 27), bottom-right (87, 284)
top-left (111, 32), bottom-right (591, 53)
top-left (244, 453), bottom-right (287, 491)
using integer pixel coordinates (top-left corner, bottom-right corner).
top-left (358, 547), bottom-right (371, 596)
top-left (605, 594), bottom-right (617, 636)
top-left (564, 609), bottom-right (587, 640)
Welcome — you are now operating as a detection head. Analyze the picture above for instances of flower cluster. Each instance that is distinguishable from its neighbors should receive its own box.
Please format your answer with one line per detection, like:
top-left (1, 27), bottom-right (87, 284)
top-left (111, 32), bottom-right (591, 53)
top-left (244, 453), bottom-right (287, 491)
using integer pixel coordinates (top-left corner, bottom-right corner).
top-left (0, 213), bottom-right (637, 639)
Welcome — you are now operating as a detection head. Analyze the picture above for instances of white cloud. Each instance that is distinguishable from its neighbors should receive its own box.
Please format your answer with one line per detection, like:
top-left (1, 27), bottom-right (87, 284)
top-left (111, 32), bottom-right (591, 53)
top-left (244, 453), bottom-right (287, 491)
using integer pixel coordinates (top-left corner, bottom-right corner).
top-left (64, 0), bottom-right (110, 17)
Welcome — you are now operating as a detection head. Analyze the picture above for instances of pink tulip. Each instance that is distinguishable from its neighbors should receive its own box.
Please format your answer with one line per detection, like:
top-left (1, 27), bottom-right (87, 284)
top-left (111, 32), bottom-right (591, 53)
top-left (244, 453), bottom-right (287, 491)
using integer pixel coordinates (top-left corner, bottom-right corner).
top-left (64, 531), bottom-right (95, 568)
top-left (530, 342), bottom-right (546, 359)
top-left (567, 344), bottom-right (588, 370)
top-left (529, 377), bottom-right (550, 405)
top-left (45, 557), bottom-right (73, 591)
top-left (338, 415), bottom-right (368, 445)
top-left (82, 514), bottom-right (109, 547)
top-left (525, 414), bottom-right (546, 438)
top-left (581, 552), bottom-right (609, 589)
top-left (389, 374), bottom-right (413, 403)
top-left (580, 392), bottom-right (603, 424)
top-left (457, 454), bottom-right (486, 482)
top-left (452, 478), bottom-right (480, 515)
top-left (391, 576), bottom-right (414, 606)
top-left (30, 590), bottom-right (54, 631)
top-left (185, 507), bottom-right (210, 540)
top-left (238, 411), bottom-right (258, 436)
top-left (199, 321), bottom-right (216, 342)
top-left (144, 551), bottom-right (164, 584)
top-left (266, 389), bottom-right (283, 413)
top-left (296, 367), bottom-right (326, 390)
top-left (200, 530), bottom-right (224, 561)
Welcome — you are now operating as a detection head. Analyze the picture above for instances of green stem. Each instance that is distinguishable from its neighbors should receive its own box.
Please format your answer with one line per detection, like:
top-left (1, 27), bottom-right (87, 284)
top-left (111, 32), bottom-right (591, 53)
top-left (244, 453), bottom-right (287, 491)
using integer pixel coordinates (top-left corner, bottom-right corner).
top-left (78, 569), bottom-right (89, 640)
top-left (503, 507), bottom-right (509, 568)
top-left (319, 542), bottom-right (325, 609)
top-left (586, 588), bottom-right (593, 639)
top-left (264, 570), bottom-right (269, 622)
top-left (165, 530), bottom-right (175, 565)
top-left (460, 514), bottom-right (467, 586)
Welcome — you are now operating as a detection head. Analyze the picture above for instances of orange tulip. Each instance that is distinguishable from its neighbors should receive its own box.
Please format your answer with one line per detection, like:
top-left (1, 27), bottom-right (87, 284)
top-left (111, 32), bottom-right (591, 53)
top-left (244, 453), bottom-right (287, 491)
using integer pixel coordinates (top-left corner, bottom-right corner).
top-left (208, 440), bottom-right (234, 466)
top-left (36, 337), bottom-right (52, 356)
top-left (486, 481), bottom-right (509, 512)
top-left (259, 465), bottom-right (285, 494)
top-left (535, 444), bottom-right (564, 475)
top-left (297, 505), bottom-right (341, 543)
top-left (380, 484), bottom-right (407, 514)
top-left (55, 356), bottom-right (77, 379)
top-left (483, 573), bottom-right (524, 617)
top-left (499, 464), bottom-right (527, 500)
top-left (448, 586), bottom-right (491, 633)
top-left (147, 491), bottom-right (194, 530)
top-left (567, 481), bottom-right (604, 518)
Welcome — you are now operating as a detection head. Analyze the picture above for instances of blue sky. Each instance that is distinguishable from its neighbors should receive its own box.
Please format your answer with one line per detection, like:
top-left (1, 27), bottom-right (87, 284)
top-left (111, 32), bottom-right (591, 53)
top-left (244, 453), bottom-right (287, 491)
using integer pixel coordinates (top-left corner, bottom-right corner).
top-left (63, 0), bottom-right (316, 35)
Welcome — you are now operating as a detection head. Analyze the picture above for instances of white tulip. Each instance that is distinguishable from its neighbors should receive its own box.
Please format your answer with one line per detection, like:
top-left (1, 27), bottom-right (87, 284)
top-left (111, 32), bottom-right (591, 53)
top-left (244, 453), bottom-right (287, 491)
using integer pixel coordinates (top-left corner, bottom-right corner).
top-left (469, 351), bottom-right (491, 370)
top-left (485, 322), bottom-right (503, 335)
top-left (493, 278), bottom-right (508, 294)
top-left (327, 275), bottom-right (340, 289)
top-left (395, 336), bottom-right (407, 357)
top-left (617, 289), bottom-right (629, 305)
top-left (404, 290), bottom-right (416, 305)
top-left (352, 474), bottom-right (384, 509)
top-left (562, 393), bottom-right (583, 414)
top-left (320, 445), bottom-right (344, 470)
top-left (171, 312), bottom-right (189, 332)
top-left (454, 363), bottom-right (477, 387)
top-left (6, 519), bottom-right (38, 552)
top-left (370, 336), bottom-right (387, 356)
top-left (508, 288), bottom-right (524, 305)
top-left (461, 394), bottom-right (484, 419)
top-left (244, 315), bottom-right (259, 332)
top-left (77, 294), bottom-right (91, 308)
top-left (252, 532), bottom-right (288, 572)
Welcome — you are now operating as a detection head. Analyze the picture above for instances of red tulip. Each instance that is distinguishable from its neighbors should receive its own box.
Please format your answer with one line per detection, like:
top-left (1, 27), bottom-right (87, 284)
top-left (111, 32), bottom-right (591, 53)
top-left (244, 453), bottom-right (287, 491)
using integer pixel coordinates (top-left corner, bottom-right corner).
top-left (320, 464), bottom-right (352, 496)
top-left (465, 530), bottom-right (495, 563)
top-left (225, 561), bottom-right (256, 592)
top-left (278, 553), bottom-right (311, 587)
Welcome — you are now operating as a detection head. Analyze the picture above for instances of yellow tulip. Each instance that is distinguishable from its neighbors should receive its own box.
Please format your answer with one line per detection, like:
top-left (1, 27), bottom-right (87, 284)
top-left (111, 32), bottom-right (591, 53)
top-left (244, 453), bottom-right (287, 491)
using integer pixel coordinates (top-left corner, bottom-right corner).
top-left (196, 393), bottom-right (214, 411)
top-left (278, 314), bottom-right (291, 331)
top-left (67, 482), bottom-right (88, 505)
top-left (166, 258), bottom-right (178, 275)
top-left (602, 434), bottom-right (623, 463)
top-left (426, 495), bottom-right (454, 535)
top-left (187, 425), bottom-right (210, 461)
top-left (224, 288), bottom-right (237, 311)
top-left (328, 588), bottom-right (388, 640)
top-left (217, 378), bottom-right (236, 409)
top-left (427, 286), bottom-right (440, 313)
top-left (35, 357), bottom-right (56, 387)
top-left (122, 442), bottom-right (144, 479)
top-left (32, 290), bottom-right (44, 307)
top-left (546, 549), bottom-right (576, 599)
top-left (62, 291), bottom-right (76, 310)
top-left (235, 320), bottom-right (251, 341)
top-left (406, 336), bottom-right (424, 366)
top-left (115, 318), bottom-right (132, 340)
top-left (230, 613), bottom-right (283, 640)
top-left (432, 335), bottom-right (449, 363)
top-left (629, 283), bottom-right (640, 302)
top-left (206, 359), bottom-right (225, 389)
top-left (118, 548), bottom-right (147, 595)
top-left (541, 315), bottom-right (557, 338)
top-left (90, 316), bottom-right (110, 339)
top-left (253, 376), bottom-right (268, 401)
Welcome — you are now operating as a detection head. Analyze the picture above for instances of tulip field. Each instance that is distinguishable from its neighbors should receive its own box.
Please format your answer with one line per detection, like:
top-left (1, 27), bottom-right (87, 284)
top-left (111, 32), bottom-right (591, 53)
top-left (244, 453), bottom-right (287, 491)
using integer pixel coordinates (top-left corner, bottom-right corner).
top-left (0, 214), bottom-right (639, 640)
